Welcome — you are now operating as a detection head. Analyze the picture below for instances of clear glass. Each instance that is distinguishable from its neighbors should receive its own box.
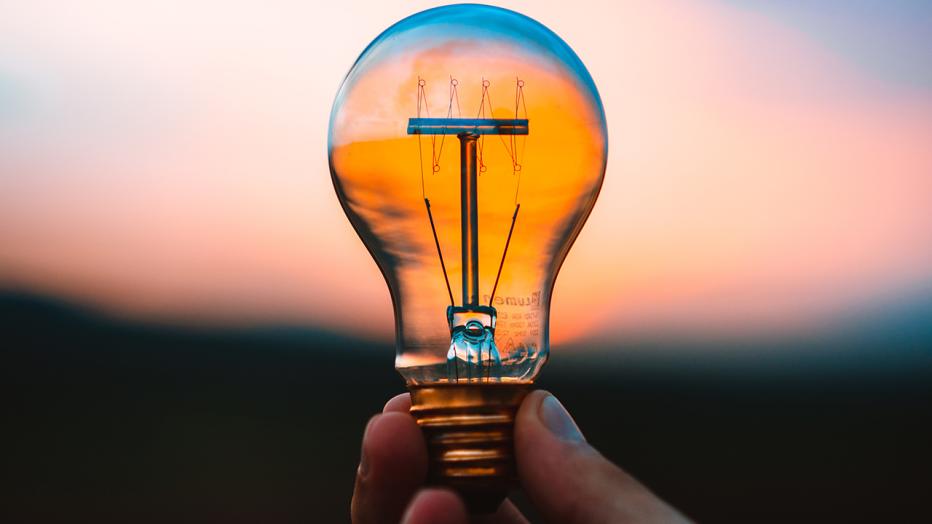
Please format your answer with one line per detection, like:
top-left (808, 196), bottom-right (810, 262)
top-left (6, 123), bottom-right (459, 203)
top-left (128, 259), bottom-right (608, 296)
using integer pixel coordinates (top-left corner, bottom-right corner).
top-left (328, 5), bottom-right (606, 385)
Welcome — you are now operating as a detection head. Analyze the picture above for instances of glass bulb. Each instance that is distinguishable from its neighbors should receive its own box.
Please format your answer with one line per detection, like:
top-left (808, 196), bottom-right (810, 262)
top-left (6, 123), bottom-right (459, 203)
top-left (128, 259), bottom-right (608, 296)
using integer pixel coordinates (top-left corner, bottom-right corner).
top-left (329, 5), bottom-right (606, 386)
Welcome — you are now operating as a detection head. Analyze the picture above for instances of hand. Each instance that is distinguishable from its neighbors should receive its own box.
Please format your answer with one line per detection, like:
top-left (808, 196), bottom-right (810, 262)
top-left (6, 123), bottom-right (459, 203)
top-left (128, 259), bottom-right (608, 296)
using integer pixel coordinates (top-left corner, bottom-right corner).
top-left (351, 390), bottom-right (691, 524)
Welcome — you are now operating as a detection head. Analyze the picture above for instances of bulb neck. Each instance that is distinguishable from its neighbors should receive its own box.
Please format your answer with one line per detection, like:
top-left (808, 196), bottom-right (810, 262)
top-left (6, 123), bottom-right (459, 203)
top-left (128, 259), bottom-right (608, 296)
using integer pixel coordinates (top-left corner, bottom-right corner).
top-left (408, 382), bottom-right (531, 514)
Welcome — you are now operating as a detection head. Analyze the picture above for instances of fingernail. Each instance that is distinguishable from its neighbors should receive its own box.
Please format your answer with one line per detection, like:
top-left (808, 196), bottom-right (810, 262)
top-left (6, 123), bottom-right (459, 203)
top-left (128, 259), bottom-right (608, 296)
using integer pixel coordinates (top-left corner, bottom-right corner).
top-left (359, 416), bottom-right (377, 477)
top-left (539, 394), bottom-right (585, 442)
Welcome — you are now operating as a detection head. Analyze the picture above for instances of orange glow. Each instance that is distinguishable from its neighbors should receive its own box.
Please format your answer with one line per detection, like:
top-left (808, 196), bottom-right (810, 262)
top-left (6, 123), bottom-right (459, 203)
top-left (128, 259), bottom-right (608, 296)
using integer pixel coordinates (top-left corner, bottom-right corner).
top-left (0, 1), bottom-right (930, 347)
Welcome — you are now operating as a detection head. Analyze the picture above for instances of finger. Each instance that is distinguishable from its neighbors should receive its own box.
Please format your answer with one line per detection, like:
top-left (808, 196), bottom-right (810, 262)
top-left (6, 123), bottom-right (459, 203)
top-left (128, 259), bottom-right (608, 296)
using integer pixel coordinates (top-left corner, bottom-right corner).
top-left (471, 499), bottom-right (530, 524)
top-left (514, 390), bottom-right (691, 524)
top-left (400, 488), bottom-right (468, 524)
top-left (383, 392), bottom-right (411, 413)
top-left (351, 411), bottom-right (428, 524)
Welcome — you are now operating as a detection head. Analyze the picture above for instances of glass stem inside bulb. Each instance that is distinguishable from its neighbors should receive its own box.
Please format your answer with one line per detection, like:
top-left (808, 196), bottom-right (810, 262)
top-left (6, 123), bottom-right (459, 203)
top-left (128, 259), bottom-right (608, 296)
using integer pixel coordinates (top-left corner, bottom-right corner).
top-left (447, 305), bottom-right (501, 382)
top-left (453, 133), bottom-right (498, 382)
top-left (460, 132), bottom-right (480, 307)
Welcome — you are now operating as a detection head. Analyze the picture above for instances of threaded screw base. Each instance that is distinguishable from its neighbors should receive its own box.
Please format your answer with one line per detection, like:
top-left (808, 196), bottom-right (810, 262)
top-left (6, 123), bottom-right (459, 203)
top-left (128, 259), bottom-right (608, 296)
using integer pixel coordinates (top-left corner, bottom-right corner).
top-left (408, 382), bottom-right (531, 514)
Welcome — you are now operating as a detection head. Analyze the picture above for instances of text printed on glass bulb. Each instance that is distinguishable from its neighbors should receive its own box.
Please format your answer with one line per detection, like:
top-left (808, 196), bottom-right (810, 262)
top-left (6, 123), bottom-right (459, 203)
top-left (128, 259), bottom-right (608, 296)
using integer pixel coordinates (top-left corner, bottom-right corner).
top-left (483, 291), bottom-right (542, 341)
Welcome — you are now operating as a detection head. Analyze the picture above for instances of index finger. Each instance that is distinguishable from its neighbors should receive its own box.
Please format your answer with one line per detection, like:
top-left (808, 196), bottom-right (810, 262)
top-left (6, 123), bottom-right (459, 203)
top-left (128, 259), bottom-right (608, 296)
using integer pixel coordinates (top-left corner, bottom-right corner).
top-left (351, 410), bottom-right (427, 524)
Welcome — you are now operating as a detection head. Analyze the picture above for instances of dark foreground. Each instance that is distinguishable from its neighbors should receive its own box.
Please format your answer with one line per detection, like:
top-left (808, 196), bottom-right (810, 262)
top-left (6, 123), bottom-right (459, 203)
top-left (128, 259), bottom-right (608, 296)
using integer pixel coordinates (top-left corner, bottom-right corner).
top-left (3, 292), bottom-right (931, 523)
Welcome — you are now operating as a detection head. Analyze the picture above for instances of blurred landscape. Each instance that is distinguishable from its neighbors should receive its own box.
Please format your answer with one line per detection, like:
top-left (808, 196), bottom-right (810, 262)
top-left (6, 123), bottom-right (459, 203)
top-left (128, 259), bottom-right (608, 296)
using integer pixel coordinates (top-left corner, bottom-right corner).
top-left (3, 2), bottom-right (931, 523)
top-left (4, 289), bottom-right (930, 523)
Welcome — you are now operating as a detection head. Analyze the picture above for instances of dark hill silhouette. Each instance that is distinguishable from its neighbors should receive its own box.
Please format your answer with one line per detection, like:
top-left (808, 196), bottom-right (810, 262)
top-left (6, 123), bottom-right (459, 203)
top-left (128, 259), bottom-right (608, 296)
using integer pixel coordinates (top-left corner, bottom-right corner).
top-left (2, 290), bottom-right (930, 523)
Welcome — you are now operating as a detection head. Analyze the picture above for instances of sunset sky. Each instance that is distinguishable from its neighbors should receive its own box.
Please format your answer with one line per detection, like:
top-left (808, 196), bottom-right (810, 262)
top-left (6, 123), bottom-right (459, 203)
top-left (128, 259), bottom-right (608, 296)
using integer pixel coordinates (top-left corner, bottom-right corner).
top-left (1, 0), bottom-right (930, 346)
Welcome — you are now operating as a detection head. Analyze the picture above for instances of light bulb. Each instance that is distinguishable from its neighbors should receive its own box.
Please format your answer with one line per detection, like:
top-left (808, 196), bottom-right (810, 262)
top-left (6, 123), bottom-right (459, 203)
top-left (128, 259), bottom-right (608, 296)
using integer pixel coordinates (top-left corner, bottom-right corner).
top-left (328, 5), bottom-right (606, 510)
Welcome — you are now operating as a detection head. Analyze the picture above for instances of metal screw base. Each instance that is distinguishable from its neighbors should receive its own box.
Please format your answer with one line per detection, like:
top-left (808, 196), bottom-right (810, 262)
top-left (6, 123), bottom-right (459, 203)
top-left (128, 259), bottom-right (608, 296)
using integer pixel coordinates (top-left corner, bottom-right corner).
top-left (408, 383), bottom-right (531, 514)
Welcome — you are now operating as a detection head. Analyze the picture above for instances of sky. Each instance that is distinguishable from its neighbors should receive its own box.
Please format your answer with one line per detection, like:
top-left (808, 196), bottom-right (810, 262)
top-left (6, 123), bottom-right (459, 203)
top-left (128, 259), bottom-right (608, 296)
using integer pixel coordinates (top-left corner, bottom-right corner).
top-left (1, 0), bottom-right (931, 346)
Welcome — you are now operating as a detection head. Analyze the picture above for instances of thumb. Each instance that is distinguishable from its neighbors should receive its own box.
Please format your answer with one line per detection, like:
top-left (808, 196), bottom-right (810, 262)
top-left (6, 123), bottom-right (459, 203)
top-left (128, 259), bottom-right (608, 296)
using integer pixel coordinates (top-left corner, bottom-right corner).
top-left (514, 390), bottom-right (690, 524)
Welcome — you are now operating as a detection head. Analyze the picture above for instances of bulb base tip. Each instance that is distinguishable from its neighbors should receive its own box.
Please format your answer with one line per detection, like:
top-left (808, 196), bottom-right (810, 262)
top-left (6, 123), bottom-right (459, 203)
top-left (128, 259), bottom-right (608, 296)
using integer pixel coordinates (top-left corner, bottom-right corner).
top-left (408, 382), bottom-right (531, 514)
